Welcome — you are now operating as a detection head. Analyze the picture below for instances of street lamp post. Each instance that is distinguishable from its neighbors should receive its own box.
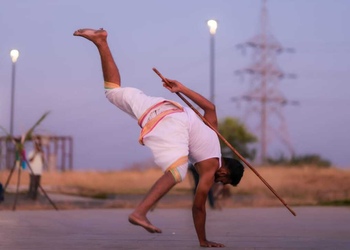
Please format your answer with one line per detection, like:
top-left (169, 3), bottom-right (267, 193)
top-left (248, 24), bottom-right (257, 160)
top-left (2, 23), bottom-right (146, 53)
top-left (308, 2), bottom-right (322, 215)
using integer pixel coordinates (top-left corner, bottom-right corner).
top-left (207, 19), bottom-right (218, 104)
top-left (10, 49), bottom-right (19, 136)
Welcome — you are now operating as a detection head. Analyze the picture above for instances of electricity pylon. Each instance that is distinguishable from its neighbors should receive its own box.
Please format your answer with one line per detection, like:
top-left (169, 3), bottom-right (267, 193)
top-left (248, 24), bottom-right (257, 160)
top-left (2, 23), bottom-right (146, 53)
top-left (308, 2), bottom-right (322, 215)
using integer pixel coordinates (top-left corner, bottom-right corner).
top-left (234, 0), bottom-right (297, 163)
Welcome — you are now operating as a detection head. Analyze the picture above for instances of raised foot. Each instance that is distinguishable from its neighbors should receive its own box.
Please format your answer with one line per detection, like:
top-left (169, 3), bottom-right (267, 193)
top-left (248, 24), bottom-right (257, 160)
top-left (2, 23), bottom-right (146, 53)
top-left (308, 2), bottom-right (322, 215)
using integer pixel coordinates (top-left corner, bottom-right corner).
top-left (128, 213), bottom-right (162, 233)
top-left (73, 28), bottom-right (107, 43)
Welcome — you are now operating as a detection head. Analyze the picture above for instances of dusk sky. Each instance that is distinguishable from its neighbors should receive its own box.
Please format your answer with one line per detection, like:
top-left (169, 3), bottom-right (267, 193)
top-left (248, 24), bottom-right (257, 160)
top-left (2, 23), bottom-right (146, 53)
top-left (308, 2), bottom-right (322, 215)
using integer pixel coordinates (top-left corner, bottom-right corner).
top-left (1, 0), bottom-right (349, 170)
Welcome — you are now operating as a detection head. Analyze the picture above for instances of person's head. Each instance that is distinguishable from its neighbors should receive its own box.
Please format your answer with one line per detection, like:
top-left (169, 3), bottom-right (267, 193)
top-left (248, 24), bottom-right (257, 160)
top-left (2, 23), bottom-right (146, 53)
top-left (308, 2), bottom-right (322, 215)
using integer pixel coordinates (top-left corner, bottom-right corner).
top-left (34, 137), bottom-right (42, 151)
top-left (214, 157), bottom-right (244, 186)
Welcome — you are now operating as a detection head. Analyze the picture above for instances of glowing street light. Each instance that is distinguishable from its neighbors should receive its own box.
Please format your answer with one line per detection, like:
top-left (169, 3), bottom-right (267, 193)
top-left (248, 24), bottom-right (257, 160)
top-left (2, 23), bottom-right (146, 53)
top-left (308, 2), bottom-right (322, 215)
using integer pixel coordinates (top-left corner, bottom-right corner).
top-left (10, 49), bottom-right (19, 136)
top-left (10, 49), bottom-right (19, 63)
top-left (207, 19), bottom-right (218, 35)
top-left (207, 19), bottom-right (218, 103)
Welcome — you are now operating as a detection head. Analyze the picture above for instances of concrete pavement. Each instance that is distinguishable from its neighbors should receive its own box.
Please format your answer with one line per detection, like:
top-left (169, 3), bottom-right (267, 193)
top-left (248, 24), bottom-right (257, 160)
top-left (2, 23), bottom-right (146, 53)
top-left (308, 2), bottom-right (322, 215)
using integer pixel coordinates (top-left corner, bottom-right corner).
top-left (0, 207), bottom-right (349, 249)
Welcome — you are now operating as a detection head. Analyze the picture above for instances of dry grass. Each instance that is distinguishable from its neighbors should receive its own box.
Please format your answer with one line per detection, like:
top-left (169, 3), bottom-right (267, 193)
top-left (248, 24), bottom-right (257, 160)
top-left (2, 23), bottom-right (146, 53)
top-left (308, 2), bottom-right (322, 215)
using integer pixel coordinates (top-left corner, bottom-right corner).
top-left (1, 165), bottom-right (350, 207)
top-left (234, 166), bottom-right (350, 206)
top-left (0, 168), bottom-right (193, 196)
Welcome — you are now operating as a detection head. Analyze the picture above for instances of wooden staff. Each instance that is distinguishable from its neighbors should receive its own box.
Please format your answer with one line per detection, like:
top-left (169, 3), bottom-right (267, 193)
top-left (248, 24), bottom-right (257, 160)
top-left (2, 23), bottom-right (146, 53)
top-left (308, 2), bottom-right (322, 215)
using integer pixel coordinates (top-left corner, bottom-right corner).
top-left (152, 67), bottom-right (296, 217)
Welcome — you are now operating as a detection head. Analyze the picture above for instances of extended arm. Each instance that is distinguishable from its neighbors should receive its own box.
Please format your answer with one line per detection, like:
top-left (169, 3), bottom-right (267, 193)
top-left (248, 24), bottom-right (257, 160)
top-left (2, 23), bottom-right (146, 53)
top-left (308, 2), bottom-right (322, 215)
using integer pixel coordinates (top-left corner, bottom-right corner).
top-left (192, 175), bottom-right (211, 246)
top-left (29, 152), bottom-right (36, 162)
top-left (163, 79), bottom-right (218, 129)
top-left (192, 159), bottom-right (225, 248)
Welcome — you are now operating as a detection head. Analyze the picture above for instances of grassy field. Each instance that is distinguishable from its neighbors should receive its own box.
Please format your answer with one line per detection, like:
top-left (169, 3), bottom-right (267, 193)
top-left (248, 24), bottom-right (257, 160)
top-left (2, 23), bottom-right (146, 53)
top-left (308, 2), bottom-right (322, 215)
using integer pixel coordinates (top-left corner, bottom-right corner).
top-left (1, 165), bottom-right (350, 208)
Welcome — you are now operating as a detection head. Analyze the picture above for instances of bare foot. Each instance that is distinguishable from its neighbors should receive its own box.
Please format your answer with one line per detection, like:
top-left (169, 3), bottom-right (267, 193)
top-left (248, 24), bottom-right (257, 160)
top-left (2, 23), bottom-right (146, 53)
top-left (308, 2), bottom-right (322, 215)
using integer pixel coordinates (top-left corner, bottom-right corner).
top-left (128, 213), bottom-right (162, 233)
top-left (73, 28), bottom-right (107, 45)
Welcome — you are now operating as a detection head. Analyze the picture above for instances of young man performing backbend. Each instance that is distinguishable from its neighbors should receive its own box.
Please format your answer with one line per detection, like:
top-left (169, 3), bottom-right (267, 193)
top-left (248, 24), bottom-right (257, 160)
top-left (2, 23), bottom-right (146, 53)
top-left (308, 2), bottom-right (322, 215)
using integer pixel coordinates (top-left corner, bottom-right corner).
top-left (73, 28), bottom-right (244, 248)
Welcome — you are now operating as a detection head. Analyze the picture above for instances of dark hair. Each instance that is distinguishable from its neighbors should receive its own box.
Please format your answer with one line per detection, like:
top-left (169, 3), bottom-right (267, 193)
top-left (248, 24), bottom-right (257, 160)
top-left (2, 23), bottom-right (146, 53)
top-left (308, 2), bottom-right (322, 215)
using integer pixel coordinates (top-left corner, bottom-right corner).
top-left (223, 157), bottom-right (244, 186)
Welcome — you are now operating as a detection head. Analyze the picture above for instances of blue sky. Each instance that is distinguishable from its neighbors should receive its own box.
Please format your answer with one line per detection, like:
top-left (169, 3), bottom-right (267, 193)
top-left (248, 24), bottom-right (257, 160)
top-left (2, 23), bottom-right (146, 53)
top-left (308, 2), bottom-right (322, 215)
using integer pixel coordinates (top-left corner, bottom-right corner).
top-left (0, 0), bottom-right (349, 170)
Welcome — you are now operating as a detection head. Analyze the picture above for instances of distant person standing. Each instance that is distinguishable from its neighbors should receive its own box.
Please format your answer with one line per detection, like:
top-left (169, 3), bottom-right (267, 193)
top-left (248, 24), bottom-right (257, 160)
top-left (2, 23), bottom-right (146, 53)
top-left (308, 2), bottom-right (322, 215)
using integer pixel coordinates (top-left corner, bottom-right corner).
top-left (27, 138), bottom-right (45, 200)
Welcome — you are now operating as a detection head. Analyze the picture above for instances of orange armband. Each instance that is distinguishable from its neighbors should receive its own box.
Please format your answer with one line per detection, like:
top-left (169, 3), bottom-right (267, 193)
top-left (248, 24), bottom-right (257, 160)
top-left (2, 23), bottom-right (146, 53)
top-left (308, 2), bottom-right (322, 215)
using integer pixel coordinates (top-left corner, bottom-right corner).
top-left (104, 81), bottom-right (120, 89)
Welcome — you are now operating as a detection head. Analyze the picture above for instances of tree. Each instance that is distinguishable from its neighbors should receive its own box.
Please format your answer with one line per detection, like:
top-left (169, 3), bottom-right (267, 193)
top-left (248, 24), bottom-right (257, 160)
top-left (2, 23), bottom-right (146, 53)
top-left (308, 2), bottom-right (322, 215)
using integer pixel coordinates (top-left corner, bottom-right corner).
top-left (218, 117), bottom-right (257, 160)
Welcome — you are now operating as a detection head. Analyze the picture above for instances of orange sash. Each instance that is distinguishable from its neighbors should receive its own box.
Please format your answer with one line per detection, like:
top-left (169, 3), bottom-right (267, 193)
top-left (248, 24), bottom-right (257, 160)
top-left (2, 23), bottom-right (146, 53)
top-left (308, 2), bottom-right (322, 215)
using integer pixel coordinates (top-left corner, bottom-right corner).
top-left (138, 101), bottom-right (184, 145)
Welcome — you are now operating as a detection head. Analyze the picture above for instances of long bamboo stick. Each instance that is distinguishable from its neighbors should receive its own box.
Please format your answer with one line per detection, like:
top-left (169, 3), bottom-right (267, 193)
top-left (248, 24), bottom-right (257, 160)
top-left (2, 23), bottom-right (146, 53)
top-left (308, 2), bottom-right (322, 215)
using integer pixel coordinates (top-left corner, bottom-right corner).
top-left (152, 67), bottom-right (296, 216)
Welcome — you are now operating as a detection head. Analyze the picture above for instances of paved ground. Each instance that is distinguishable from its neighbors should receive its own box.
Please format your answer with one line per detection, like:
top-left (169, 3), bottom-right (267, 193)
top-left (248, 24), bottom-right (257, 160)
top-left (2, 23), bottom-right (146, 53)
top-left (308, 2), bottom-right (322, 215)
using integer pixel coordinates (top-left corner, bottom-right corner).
top-left (0, 206), bottom-right (349, 250)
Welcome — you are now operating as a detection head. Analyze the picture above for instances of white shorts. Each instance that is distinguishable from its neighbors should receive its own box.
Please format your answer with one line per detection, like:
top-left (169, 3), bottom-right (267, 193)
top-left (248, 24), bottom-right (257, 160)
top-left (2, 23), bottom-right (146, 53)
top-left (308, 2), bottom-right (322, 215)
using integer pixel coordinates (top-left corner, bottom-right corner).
top-left (106, 87), bottom-right (221, 181)
top-left (143, 107), bottom-right (221, 180)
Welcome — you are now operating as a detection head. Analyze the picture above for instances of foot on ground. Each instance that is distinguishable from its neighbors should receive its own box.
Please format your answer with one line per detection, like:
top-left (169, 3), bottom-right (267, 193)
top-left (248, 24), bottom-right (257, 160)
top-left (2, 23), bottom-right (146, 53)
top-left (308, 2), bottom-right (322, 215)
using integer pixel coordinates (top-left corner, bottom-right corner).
top-left (128, 213), bottom-right (162, 233)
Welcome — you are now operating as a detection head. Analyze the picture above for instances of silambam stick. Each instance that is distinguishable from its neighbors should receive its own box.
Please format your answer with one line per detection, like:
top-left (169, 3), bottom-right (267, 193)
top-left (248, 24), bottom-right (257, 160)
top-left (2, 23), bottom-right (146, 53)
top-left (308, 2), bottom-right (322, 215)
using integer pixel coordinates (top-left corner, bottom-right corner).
top-left (152, 67), bottom-right (296, 216)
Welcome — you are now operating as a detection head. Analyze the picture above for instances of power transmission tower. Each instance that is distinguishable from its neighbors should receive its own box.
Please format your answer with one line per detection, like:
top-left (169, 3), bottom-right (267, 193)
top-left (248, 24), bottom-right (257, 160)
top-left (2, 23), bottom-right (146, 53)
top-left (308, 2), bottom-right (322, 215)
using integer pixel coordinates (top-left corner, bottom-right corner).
top-left (234, 0), bottom-right (297, 164)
